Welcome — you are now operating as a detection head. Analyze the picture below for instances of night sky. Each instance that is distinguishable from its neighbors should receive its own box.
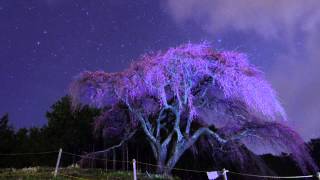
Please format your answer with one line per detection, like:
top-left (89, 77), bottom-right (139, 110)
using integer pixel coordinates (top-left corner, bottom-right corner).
top-left (1, 0), bottom-right (319, 140)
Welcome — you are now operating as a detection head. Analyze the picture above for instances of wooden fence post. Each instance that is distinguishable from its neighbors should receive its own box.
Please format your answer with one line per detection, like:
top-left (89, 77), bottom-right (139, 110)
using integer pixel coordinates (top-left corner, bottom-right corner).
top-left (132, 159), bottom-right (137, 180)
top-left (222, 168), bottom-right (228, 180)
top-left (54, 148), bottom-right (62, 177)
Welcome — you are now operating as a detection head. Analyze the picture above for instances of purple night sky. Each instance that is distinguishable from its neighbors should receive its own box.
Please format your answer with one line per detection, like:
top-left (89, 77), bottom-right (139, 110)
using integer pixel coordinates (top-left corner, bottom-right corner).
top-left (0, 0), bottom-right (319, 140)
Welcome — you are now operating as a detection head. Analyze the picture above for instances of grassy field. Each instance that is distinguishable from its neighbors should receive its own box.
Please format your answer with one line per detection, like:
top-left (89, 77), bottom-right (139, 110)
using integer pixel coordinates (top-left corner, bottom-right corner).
top-left (0, 167), bottom-right (179, 180)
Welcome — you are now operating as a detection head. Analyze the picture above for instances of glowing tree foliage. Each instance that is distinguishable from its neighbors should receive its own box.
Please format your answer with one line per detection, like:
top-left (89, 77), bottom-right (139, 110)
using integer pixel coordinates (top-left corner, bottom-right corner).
top-left (69, 43), bottom-right (316, 174)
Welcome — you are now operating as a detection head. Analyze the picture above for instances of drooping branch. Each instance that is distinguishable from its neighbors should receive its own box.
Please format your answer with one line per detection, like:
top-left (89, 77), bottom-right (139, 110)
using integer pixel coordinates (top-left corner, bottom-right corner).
top-left (83, 129), bottom-right (137, 157)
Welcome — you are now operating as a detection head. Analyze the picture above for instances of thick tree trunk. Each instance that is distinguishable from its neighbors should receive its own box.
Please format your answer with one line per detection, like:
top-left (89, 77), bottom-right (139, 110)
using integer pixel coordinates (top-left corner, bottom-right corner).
top-left (156, 152), bottom-right (182, 175)
top-left (166, 151), bottom-right (183, 173)
top-left (156, 148), bottom-right (167, 174)
top-left (137, 108), bottom-right (220, 175)
top-left (154, 142), bottom-right (186, 175)
top-left (154, 136), bottom-right (204, 175)
top-left (156, 158), bottom-right (166, 174)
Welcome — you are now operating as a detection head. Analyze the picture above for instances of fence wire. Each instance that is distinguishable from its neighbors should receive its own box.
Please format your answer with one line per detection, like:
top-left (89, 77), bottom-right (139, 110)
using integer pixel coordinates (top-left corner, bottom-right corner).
top-left (228, 170), bottom-right (315, 179)
top-left (0, 150), bottom-right (318, 179)
top-left (0, 151), bottom-right (58, 156)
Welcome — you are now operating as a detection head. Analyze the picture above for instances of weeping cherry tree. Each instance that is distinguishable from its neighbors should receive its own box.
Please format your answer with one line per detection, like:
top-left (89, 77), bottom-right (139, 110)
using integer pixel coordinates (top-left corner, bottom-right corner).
top-left (69, 43), bottom-right (317, 174)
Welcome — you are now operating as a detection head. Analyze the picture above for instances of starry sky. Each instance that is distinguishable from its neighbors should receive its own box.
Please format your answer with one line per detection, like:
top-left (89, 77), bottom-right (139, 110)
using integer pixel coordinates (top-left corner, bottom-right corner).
top-left (1, 0), bottom-right (319, 140)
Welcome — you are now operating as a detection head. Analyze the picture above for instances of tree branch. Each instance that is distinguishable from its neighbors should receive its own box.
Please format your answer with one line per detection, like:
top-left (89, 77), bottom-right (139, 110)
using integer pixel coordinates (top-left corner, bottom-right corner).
top-left (137, 115), bottom-right (157, 144)
top-left (192, 127), bottom-right (227, 145)
top-left (126, 102), bottom-right (157, 145)
top-left (185, 113), bottom-right (193, 136)
top-left (83, 129), bottom-right (137, 157)
top-left (156, 108), bottom-right (166, 140)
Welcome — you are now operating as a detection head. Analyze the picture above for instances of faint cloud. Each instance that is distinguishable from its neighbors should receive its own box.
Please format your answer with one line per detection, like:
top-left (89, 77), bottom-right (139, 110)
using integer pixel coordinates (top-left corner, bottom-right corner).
top-left (165, 0), bottom-right (320, 140)
top-left (165, 0), bottom-right (320, 39)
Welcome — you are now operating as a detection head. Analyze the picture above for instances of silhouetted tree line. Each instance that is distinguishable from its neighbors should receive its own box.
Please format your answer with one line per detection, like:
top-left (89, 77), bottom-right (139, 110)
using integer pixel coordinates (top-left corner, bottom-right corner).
top-left (0, 96), bottom-right (101, 168)
top-left (0, 96), bottom-right (319, 179)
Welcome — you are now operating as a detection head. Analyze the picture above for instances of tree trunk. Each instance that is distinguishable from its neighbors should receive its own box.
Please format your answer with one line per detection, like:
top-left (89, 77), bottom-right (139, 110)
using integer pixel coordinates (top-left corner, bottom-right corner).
top-left (156, 145), bottom-right (178, 175)
top-left (155, 141), bottom-right (191, 175)
top-left (166, 152), bottom-right (182, 174)
top-left (156, 155), bottom-right (166, 174)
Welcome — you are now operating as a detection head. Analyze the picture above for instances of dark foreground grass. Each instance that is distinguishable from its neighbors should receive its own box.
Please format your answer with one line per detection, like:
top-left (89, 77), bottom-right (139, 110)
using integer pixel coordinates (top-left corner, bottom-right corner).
top-left (0, 167), bottom-right (179, 180)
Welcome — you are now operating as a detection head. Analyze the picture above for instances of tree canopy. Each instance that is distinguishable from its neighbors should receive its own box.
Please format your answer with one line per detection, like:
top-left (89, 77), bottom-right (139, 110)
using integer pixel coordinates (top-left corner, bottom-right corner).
top-left (69, 43), bottom-right (317, 174)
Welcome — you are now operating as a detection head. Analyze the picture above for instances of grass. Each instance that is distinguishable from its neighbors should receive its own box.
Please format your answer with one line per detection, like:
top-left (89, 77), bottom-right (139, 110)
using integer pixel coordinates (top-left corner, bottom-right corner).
top-left (0, 167), bottom-right (180, 180)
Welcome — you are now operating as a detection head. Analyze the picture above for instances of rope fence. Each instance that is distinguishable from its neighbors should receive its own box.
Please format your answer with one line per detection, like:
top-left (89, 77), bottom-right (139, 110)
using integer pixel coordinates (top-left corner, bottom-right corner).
top-left (228, 170), bottom-right (315, 179)
top-left (0, 151), bottom-right (58, 156)
top-left (62, 151), bottom-right (130, 164)
top-left (0, 149), bottom-right (319, 180)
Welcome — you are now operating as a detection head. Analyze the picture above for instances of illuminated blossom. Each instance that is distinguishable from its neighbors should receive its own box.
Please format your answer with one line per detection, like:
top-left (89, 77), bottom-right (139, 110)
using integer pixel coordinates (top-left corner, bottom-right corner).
top-left (69, 43), bottom-right (316, 174)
